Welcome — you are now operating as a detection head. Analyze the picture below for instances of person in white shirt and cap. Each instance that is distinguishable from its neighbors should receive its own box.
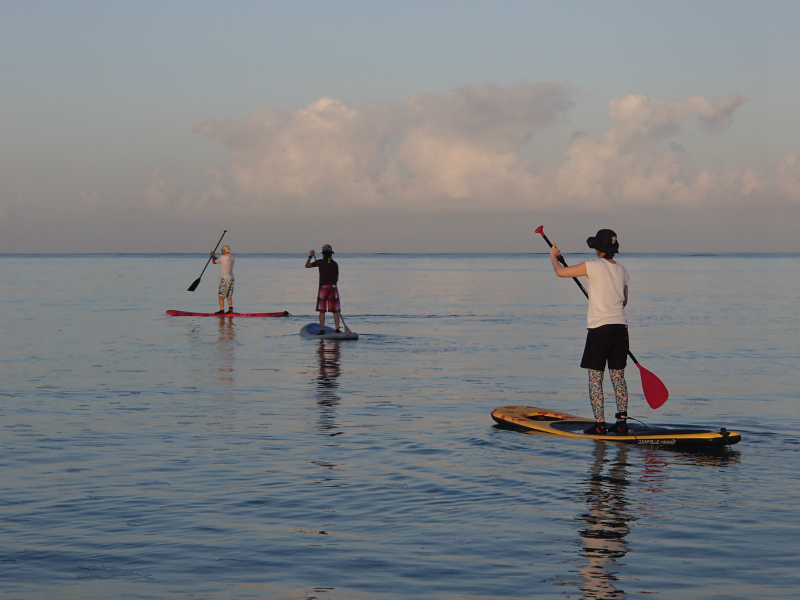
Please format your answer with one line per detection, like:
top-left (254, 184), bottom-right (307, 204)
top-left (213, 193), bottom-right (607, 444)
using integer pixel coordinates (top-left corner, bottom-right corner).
top-left (211, 245), bottom-right (235, 314)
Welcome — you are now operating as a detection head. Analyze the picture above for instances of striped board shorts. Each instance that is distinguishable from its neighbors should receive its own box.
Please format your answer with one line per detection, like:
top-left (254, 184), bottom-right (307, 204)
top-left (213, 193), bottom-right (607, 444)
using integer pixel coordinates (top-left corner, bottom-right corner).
top-left (316, 285), bottom-right (340, 313)
top-left (218, 278), bottom-right (234, 299)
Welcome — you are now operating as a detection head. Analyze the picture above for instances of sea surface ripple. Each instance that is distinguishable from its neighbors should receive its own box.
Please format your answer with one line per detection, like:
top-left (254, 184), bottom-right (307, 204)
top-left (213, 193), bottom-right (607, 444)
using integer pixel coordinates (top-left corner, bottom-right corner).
top-left (1, 253), bottom-right (799, 599)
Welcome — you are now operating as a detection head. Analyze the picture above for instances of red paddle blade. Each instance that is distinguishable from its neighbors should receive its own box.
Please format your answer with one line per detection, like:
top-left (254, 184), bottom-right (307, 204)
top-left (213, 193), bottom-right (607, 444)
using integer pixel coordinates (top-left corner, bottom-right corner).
top-left (636, 363), bottom-right (669, 409)
top-left (535, 226), bottom-right (544, 235)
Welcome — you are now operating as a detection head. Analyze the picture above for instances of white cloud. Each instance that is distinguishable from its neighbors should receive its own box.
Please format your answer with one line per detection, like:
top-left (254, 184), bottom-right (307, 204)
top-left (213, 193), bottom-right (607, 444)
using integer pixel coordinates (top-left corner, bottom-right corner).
top-left (540, 93), bottom-right (768, 207)
top-left (776, 153), bottom-right (800, 202)
top-left (192, 82), bottom-right (578, 212)
top-left (193, 96), bottom-right (407, 211)
top-left (187, 84), bottom-right (796, 215)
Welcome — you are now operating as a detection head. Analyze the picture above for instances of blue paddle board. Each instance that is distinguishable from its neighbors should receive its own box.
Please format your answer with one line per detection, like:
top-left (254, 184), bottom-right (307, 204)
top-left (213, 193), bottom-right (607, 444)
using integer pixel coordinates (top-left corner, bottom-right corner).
top-left (300, 323), bottom-right (358, 340)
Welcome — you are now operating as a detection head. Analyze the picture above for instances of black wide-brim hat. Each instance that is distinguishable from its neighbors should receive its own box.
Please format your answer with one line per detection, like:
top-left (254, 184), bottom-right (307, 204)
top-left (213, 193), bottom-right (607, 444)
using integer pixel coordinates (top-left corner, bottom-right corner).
top-left (586, 229), bottom-right (619, 254)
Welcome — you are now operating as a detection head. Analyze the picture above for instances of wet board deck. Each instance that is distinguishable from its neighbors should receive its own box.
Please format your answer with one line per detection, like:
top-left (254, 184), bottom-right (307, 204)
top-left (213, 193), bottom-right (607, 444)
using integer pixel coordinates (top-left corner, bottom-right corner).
top-left (300, 323), bottom-right (359, 340)
top-left (167, 310), bottom-right (289, 317)
top-left (491, 405), bottom-right (741, 449)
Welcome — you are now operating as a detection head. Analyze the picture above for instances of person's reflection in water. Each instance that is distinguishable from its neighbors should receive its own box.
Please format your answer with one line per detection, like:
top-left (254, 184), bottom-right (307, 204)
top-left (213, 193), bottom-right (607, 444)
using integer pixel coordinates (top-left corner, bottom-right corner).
top-left (578, 443), bottom-right (635, 599)
top-left (316, 340), bottom-right (341, 436)
top-left (215, 317), bottom-right (236, 384)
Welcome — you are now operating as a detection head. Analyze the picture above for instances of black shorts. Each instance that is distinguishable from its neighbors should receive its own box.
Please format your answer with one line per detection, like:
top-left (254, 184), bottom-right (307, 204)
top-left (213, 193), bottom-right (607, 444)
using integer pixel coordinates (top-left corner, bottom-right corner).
top-left (580, 324), bottom-right (629, 371)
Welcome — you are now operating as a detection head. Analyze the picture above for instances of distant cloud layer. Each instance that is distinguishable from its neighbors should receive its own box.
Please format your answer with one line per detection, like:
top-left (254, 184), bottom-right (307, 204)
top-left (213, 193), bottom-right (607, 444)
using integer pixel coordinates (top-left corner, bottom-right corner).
top-left (190, 82), bottom-right (578, 213)
top-left (177, 83), bottom-right (797, 216)
top-left (545, 93), bottom-right (758, 207)
top-left (4, 82), bottom-right (798, 253)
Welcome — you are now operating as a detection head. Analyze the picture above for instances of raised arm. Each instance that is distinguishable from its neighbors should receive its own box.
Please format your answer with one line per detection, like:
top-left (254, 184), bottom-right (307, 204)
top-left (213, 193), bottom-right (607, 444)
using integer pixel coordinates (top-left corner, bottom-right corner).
top-left (550, 244), bottom-right (587, 278)
top-left (305, 249), bottom-right (316, 268)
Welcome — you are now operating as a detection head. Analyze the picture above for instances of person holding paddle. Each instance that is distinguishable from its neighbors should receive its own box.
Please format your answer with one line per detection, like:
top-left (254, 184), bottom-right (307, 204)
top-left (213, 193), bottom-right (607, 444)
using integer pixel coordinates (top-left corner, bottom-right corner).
top-left (549, 229), bottom-right (630, 435)
top-left (211, 245), bottom-right (235, 315)
top-left (305, 244), bottom-right (341, 334)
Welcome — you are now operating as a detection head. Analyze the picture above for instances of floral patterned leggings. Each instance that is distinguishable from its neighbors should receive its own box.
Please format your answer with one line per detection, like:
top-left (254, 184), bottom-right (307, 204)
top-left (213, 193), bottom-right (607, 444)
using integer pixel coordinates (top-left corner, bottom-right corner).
top-left (588, 369), bottom-right (628, 422)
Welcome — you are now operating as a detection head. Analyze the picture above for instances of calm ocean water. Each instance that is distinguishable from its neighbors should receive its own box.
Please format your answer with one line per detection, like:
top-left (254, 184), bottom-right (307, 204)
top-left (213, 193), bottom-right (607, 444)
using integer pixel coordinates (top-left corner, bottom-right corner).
top-left (1, 253), bottom-right (798, 600)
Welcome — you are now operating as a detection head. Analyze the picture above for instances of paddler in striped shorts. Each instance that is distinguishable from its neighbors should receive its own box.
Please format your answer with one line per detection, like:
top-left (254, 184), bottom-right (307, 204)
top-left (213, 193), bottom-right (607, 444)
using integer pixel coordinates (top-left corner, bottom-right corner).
top-left (211, 245), bottom-right (235, 314)
top-left (305, 244), bottom-right (341, 334)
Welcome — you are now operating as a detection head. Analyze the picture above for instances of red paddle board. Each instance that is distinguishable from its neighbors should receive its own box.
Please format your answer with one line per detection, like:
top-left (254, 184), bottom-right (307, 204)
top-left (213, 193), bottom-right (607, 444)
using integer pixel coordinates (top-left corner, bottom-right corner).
top-left (167, 310), bottom-right (289, 317)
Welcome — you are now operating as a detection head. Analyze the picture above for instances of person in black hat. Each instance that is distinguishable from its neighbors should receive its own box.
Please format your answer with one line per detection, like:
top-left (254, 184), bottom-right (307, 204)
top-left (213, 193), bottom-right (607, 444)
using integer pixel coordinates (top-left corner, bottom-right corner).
top-left (549, 229), bottom-right (630, 435)
top-left (305, 244), bottom-right (341, 334)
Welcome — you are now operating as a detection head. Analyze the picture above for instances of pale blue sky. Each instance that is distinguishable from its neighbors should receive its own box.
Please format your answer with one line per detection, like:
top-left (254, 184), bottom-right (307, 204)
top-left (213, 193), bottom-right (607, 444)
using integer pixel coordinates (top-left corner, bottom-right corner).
top-left (1, 0), bottom-right (798, 252)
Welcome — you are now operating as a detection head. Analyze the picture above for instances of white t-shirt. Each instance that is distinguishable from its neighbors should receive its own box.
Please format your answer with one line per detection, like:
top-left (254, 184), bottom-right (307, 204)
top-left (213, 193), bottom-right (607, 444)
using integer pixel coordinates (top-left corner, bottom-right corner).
top-left (217, 254), bottom-right (234, 280)
top-left (584, 258), bottom-right (629, 328)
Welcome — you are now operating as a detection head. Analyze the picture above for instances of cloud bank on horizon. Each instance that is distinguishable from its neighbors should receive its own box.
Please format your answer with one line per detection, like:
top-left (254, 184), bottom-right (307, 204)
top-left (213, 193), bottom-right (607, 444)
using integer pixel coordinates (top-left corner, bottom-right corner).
top-left (2, 81), bottom-right (799, 253)
top-left (135, 82), bottom-right (797, 220)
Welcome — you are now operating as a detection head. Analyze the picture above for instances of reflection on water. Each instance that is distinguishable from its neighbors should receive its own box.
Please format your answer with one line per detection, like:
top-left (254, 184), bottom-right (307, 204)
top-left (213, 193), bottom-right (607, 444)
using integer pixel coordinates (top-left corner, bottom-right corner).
top-left (2, 254), bottom-right (793, 600)
top-left (215, 318), bottom-right (236, 383)
top-left (578, 444), bottom-right (636, 599)
top-left (312, 341), bottom-right (345, 491)
top-left (315, 340), bottom-right (342, 436)
top-left (679, 450), bottom-right (741, 468)
top-left (575, 445), bottom-right (743, 598)
top-left (638, 450), bottom-right (669, 495)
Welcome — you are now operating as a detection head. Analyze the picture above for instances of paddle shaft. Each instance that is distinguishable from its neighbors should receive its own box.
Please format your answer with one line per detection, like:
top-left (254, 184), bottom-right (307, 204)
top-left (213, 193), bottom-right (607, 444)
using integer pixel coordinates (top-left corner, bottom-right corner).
top-left (188, 230), bottom-right (226, 291)
top-left (537, 230), bottom-right (590, 298)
